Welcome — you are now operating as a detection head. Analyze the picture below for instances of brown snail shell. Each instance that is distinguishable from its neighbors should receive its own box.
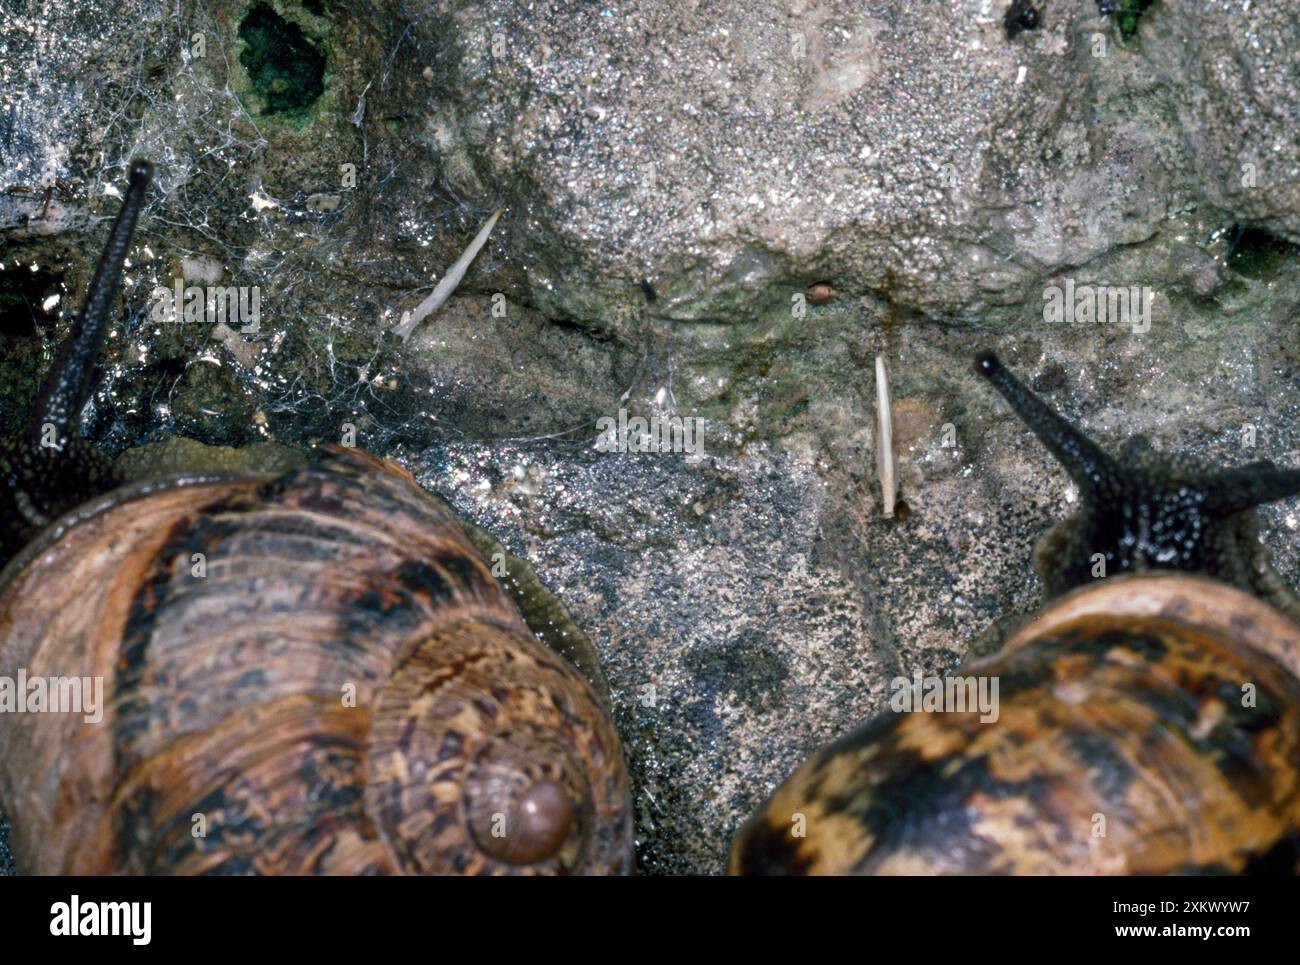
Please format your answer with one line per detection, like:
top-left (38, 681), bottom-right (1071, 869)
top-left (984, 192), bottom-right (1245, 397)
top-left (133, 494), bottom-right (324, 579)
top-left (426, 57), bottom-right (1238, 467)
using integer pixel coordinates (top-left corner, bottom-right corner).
top-left (731, 574), bottom-right (1300, 875)
top-left (731, 353), bottom-right (1300, 876)
top-left (0, 446), bottom-right (632, 874)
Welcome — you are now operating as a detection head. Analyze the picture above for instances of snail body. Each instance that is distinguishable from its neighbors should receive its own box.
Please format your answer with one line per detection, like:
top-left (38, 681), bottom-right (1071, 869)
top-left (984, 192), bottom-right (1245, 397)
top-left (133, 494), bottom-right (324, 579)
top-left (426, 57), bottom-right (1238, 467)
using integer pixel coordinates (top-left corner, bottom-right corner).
top-left (0, 162), bottom-right (632, 875)
top-left (732, 353), bottom-right (1300, 875)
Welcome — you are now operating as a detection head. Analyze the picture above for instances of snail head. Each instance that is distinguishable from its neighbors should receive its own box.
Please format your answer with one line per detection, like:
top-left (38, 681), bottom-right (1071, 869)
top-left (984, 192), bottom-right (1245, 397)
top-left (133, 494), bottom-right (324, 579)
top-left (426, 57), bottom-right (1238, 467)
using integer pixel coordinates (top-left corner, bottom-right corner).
top-left (975, 352), bottom-right (1300, 601)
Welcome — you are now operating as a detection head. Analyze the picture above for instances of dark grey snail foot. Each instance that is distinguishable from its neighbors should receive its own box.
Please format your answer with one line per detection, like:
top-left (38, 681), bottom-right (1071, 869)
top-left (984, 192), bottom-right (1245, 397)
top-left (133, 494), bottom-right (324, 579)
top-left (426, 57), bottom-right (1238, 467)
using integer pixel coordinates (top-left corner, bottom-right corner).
top-left (114, 436), bottom-right (310, 483)
top-left (1242, 514), bottom-right (1300, 627)
top-left (1031, 512), bottom-right (1087, 600)
top-left (1027, 465), bottom-right (1300, 623)
top-left (963, 609), bottom-right (1034, 665)
top-left (970, 503), bottom-right (1300, 664)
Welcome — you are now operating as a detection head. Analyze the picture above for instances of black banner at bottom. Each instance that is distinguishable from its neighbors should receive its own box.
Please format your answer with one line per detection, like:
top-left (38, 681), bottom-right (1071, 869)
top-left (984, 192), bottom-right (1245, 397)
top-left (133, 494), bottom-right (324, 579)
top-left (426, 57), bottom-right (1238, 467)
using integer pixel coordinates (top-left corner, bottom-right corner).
top-left (0, 873), bottom-right (1289, 950)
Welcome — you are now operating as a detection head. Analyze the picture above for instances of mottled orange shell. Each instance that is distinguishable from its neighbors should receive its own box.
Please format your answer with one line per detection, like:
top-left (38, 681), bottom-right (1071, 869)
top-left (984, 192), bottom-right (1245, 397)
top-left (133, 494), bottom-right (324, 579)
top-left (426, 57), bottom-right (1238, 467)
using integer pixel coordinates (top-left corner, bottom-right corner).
top-left (0, 446), bottom-right (632, 874)
top-left (731, 574), bottom-right (1300, 875)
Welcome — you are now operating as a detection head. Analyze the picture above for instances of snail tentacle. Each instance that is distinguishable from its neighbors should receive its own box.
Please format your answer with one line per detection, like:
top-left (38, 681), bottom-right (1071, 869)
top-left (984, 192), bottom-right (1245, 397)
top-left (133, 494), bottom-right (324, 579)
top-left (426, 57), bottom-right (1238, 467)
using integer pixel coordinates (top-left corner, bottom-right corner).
top-left (28, 159), bottom-right (153, 448)
top-left (1, 161), bottom-right (151, 564)
top-left (1202, 463), bottom-right (1300, 516)
top-left (975, 351), bottom-right (1121, 499)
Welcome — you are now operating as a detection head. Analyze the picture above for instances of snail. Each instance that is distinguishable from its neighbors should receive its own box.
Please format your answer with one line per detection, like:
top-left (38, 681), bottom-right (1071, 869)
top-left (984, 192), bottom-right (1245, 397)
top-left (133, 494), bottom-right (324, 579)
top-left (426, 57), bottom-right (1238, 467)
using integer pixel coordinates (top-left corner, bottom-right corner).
top-left (0, 161), bottom-right (632, 875)
top-left (731, 351), bottom-right (1300, 875)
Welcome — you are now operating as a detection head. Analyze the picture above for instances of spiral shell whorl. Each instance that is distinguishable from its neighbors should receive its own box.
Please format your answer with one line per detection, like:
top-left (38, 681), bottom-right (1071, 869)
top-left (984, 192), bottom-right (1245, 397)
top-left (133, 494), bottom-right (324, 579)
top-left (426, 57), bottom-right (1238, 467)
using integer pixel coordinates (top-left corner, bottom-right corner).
top-left (365, 618), bottom-right (626, 874)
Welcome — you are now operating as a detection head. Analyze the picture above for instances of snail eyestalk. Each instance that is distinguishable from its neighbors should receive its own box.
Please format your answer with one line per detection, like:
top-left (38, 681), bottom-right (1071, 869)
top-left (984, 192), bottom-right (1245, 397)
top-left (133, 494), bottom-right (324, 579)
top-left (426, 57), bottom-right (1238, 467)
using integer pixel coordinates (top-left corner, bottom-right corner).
top-left (0, 161), bottom-right (150, 564)
top-left (1203, 463), bottom-right (1300, 516)
top-left (27, 159), bottom-right (152, 449)
top-left (974, 351), bottom-right (1121, 498)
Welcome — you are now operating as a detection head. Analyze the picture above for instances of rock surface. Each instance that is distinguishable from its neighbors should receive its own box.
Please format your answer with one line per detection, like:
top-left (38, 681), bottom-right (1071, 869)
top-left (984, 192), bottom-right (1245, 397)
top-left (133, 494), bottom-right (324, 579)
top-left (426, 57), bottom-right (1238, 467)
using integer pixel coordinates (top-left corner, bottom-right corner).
top-left (423, 0), bottom-right (1300, 327)
top-left (0, 0), bottom-right (1299, 875)
top-left (1147, 0), bottom-right (1300, 244)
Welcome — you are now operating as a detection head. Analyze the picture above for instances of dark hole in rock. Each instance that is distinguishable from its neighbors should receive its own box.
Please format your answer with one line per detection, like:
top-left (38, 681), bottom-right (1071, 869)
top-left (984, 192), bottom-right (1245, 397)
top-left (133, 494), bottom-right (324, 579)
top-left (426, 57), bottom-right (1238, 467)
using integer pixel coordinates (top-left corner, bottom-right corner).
top-left (238, 2), bottom-right (326, 115)
top-left (1226, 225), bottom-right (1297, 280)
top-left (0, 263), bottom-right (64, 434)
top-left (1096, 0), bottom-right (1156, 41)
top-left (1004, 0), bottom-right (1040, 40)
top-left (0, 263), bottom-right (62, 338)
